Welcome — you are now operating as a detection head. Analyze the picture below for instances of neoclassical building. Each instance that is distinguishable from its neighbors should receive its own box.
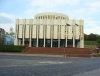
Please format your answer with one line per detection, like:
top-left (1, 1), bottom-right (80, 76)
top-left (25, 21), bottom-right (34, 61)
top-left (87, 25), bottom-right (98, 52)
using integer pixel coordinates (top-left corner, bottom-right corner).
top-left (14, 12), bottom-right (84, 48)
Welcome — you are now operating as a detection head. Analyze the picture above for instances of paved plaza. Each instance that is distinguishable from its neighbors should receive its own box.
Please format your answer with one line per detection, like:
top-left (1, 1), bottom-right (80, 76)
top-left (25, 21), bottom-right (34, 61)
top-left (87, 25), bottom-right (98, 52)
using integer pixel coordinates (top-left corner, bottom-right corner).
top-left (0, 54), bottom-right (100, 76)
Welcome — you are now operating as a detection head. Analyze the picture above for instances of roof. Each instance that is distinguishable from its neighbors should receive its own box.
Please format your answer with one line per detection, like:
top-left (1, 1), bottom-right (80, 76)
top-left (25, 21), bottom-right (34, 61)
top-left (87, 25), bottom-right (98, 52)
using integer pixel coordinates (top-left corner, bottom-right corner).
top-left (35, 12), bottom-right (69, 20)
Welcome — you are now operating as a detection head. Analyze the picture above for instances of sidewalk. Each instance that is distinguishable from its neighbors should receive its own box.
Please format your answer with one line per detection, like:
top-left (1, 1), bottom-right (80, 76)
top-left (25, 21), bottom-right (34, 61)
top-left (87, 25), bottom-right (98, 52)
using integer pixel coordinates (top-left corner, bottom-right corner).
top-left (73, 69), bottom-right (100, 76)
top-left (0, 53), bottom-right (64, 57)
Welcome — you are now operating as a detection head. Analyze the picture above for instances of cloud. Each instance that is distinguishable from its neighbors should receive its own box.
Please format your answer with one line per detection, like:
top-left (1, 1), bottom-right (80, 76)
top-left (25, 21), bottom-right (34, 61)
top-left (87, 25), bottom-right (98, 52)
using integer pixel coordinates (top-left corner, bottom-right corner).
top-left (0, 13), bottom-right (15, 24)
top-left (24, 0), bottom-right (100, 35)
top-left (0, 13), bottom-right (15, 32)
top-left (30, 0), bottom-right (80, 8)
top-left (84, 18), bottom-right (100, 34)
top-left (0, 0), bottom-right (100, 34)
top-left (0, 23), bottom-right (15, 32)
top-left (88, 1), bottom-right (100, 13)
top-left (26, 0), bottom-right (80, 17)
top-left (90, 1), bottom-right (100, 8)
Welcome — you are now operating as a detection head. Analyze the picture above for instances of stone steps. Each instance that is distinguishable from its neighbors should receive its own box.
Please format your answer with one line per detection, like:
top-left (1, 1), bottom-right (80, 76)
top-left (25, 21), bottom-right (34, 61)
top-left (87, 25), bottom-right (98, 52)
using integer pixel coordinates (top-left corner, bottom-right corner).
top-left (25, 47), bottom-right (93, 57)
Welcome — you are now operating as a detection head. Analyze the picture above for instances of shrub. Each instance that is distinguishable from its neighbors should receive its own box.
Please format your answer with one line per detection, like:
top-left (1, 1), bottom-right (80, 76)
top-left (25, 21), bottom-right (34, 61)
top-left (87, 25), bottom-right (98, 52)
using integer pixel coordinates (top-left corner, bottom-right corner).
top-left (0, 45), bottom-right (27, 52)
top-left (85, 41), bottom-right (100, 45)
top-left (96, 54), bottom-right (100, 57)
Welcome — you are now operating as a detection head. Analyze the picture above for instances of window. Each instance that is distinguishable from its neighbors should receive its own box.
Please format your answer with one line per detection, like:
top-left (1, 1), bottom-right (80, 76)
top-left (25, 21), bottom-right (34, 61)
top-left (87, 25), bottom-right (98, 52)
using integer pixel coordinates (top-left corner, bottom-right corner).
top-left (39, 16), bottom-right (40, 19)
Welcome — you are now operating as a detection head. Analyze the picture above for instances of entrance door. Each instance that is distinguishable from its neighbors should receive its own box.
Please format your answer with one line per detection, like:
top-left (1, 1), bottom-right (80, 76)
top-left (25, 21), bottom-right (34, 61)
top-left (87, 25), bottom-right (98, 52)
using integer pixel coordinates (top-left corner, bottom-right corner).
top-left (32, 39), bottom-right (37, 47)
top-left (46, 39), bottom-right (51, 47)
top-left (53, 39), bottom-right (58, 47)
top-left (67, 39), bottom-right (73, 48)
top-left (38, 39), bottom-right (44, 47)
top-left (60, 39), bottom-right (65, 47)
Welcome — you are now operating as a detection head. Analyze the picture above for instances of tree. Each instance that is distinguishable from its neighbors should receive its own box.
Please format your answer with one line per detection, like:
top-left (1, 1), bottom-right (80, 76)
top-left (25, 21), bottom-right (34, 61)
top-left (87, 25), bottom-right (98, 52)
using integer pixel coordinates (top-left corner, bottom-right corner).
top-left (88, 33), bottom-right (97, 41)
top-left (96, 35), bottom-right (100, 43)
top-left (84, 33), bottom-right (100, 44)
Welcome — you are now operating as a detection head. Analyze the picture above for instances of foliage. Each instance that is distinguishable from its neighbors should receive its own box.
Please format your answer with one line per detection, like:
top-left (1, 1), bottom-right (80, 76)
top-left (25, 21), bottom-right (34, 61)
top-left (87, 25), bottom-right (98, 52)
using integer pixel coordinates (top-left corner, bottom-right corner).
top-left (96, 54), bottom-right (100, 57)
top-left (84, 33), bottom-right (100, 45)
top-left (96, 35), bottom-right (100, 43)
top-left (0, 45), bottom-right (27, 52)
top-left (84, 33), bottom-right (97, 41)
top-left (84, 41), bottom-right (100, 45)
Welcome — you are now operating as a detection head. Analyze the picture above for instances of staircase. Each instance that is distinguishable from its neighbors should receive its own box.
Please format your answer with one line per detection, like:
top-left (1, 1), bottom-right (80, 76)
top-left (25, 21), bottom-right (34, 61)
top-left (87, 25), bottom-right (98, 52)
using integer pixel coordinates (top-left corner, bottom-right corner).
top-left (24, 47), bottom-right (93, 57)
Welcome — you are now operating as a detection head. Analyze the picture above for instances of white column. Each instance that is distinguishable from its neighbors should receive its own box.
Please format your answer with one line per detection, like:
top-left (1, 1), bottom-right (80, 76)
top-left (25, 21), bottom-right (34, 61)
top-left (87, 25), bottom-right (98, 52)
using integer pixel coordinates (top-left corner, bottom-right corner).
top-left (66, 25), bottom-right (67, 47)
top-left (73, 38), bottom-right (75, 47)
top-left (29, 25), bottom-right (32, 47)
top-left (51, 25), bottom-right (53, 48)
top-left (22, 25), bottom-right (25, 46)
top-left (58, 39), bottom-right (60, 48)
top-left (58, 25), bottom-right (60, 48)
top-left (43, 25), bottom-right (46, 47)
top-left (72, 20), bottom-right (75, 47)
top-left (80, 20), bottom-right (84, 48)
top-left (22, 38), bottom-right (25, 46)
top-left (73, 25), bottom-right (75, 47)
top-left (80, 38), bottom-right (84, 48)
top-left (29, 38), bottom-right (32, 47)
top-left (51, 39), bottom-right (52, 48)
top-left (44, 39), bottom-right (45, 47)
top-left (66, 39), bottom-right (67, 47)
top-left (36, 25), bottom-right (38, 47)
top-left (80, 27), bottom-right (84, 48)
top-left (37, 38), bottom-right (38, 47)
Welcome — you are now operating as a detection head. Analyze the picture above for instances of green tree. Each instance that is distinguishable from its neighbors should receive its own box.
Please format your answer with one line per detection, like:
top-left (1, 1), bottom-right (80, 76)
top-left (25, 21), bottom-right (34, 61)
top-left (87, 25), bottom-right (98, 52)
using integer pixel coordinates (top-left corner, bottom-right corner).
top-left (88, 33), bottom-right (96, 41)
top-left (96, 35), bottom-right (100, 43)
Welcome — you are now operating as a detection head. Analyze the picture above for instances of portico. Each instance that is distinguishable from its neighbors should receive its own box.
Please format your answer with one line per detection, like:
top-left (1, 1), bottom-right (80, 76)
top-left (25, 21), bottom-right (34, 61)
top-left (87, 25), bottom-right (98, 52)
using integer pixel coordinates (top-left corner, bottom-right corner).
top-left (14, 12), bottom-right (84, 48)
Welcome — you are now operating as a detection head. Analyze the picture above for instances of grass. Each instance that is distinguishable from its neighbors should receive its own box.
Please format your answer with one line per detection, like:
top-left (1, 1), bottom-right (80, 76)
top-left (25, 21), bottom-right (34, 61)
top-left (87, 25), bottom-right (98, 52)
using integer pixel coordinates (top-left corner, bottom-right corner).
top-left (95, 54), bottom-right (100, 57)
top-left (85, 41), bottom-right (100, 45)
top-left (0, 45), bottom-right (27, 52)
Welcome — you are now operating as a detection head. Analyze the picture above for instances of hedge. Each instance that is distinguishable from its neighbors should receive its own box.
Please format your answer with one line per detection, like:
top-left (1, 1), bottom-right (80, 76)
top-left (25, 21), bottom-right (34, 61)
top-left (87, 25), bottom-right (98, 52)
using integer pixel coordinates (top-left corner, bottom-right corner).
top-left (95, 54), bottom-right (100, 57)
top-left (0, 45), bottom-right (27, 52)
top-left (85, 41), bottom-right (100, 45)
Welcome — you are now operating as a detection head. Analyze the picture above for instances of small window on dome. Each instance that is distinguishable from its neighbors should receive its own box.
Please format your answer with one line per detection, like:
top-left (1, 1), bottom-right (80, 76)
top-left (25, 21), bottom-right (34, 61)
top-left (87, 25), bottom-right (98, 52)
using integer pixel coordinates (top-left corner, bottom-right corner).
top-left (39, 16), bottom-right (40, 19)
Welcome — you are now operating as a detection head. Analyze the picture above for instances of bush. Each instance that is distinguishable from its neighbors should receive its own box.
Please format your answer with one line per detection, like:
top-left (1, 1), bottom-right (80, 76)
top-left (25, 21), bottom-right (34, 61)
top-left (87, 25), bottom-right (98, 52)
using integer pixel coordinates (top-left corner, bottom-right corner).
top-left (85, 41), bottom-right (100, 45)
top-left (97, 39), bottom-right (100, 43)
top-left (96, 54), bottom-right (100, 57)
top-left (0, 45), bottom-right (27, 52)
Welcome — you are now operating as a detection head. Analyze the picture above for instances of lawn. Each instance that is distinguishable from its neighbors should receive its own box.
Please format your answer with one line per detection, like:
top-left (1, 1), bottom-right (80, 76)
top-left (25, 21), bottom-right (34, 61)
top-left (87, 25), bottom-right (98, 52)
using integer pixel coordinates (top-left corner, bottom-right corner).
top-left (85, 41), bottom-right (100, 45)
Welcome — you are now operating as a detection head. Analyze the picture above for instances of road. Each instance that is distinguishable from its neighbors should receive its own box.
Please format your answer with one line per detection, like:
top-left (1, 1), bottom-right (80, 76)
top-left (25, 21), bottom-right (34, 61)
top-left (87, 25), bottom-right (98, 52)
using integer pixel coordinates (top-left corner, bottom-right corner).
top-left (0, 54), bottom-right (100, 76)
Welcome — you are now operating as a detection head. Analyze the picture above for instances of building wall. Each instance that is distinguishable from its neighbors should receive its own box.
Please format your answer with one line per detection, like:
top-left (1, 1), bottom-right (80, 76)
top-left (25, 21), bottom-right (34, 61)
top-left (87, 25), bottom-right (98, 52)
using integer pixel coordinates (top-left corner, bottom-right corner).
top-left (14, 12), bottom-right (84, 48)
top-left (0, 28), bottom-right (5, 45)
top-left (5, 32), bottom-right (15, 45)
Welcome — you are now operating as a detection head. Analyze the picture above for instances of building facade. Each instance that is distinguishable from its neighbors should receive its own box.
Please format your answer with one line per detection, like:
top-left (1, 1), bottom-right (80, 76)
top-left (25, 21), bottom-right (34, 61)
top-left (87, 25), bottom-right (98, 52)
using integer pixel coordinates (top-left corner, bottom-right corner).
top-left (0, 28), bottom-right (5, 45)
top-left (5, 27), bottom-right (15, 45)
top-left (5, 32), bottom-right (15, 45)
top-left (14, 12), bottom-right (84, 48)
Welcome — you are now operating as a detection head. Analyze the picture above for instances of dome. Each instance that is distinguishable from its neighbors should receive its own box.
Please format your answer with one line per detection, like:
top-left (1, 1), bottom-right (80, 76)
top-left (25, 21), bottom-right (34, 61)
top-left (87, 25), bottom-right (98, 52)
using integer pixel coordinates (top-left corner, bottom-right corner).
top-left (35, 12), bottom-right (69, 20)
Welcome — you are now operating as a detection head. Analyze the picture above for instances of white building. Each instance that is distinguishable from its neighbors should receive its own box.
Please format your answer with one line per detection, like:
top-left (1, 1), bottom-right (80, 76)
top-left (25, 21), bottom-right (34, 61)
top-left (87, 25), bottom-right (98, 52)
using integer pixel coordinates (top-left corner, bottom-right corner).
top-left (14, 12), bottom-right (84, 48)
